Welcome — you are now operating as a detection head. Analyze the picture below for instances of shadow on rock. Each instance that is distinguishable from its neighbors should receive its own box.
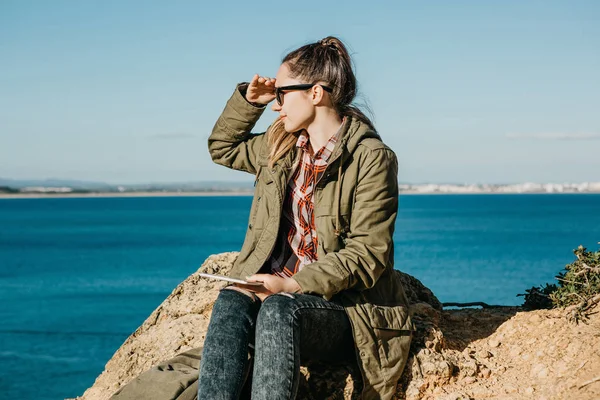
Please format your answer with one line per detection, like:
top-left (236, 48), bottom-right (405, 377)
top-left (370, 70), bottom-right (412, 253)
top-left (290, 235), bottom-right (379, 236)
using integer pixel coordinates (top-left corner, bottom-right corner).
top-left (395, 295), bottom-right (519, 399)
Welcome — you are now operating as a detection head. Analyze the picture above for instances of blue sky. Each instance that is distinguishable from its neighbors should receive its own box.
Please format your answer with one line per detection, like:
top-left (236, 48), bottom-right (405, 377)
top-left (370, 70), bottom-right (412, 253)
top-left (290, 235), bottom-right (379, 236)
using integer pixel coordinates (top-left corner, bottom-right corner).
top-left (1, 1), bottom-right (598, 184)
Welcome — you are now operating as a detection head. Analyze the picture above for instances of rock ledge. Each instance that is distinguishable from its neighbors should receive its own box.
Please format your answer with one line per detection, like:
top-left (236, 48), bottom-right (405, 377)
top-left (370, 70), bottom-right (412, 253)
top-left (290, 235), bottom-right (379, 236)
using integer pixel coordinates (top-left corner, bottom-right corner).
top-left (75, 253), bottom-right (600, 400)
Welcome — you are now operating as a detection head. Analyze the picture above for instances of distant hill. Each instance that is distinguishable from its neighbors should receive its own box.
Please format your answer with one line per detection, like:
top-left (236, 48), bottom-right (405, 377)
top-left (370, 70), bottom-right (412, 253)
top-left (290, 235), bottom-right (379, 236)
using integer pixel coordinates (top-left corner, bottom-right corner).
top-left (0, 178), bottom-right (254, 192)
top-left (0, 178), bottom-right (113, 190)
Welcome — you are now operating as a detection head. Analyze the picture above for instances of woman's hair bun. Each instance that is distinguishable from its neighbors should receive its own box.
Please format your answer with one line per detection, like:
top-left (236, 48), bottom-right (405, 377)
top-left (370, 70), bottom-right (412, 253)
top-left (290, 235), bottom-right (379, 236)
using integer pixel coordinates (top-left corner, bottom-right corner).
top-left (319, 36), bottom-right (341, 51)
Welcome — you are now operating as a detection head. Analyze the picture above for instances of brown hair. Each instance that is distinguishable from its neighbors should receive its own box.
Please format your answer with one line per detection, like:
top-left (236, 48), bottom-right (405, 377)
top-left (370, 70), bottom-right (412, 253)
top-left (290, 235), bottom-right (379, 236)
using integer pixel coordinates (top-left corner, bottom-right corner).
top-left (266, 36), bottom-right (374, 168)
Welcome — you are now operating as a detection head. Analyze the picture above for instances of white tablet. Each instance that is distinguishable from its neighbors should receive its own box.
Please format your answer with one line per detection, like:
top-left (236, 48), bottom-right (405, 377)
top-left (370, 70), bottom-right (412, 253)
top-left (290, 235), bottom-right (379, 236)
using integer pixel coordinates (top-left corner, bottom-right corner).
top-left (198, 272), bottom-right (264, 286)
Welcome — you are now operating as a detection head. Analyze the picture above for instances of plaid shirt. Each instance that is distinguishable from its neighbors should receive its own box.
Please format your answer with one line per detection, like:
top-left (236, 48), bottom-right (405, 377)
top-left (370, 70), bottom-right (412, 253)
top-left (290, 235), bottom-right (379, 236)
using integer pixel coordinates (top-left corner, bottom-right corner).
top-left (264, 120), bottom-right (345, 277)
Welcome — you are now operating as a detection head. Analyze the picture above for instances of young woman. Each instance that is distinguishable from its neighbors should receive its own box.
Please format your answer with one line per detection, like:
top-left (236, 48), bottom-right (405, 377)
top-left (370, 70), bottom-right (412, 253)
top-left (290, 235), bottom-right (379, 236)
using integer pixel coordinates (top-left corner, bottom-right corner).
top-left (199, 36), bottom-right (414, 400)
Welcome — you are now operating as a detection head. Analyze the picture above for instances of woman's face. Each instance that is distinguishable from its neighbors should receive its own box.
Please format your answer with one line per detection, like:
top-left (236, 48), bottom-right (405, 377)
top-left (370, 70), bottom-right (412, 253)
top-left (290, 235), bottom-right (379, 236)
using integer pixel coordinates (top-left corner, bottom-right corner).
top-left (271, 63), bottom-right (315, 133)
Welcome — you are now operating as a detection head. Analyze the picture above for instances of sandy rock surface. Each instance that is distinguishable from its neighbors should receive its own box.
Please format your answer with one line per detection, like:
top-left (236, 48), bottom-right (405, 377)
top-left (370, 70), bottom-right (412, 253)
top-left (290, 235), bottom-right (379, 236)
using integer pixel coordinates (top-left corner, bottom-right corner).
top-left (400, 304), bottom-right (600, 400)
top-left (74, 253), bottom-right (600, 400)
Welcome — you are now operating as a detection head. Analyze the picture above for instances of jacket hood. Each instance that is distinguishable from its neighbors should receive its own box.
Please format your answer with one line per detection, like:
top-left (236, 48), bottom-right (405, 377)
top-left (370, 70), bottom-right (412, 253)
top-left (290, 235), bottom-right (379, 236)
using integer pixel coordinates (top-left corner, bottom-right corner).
top-left (335, 116), bottom-right (381, 160)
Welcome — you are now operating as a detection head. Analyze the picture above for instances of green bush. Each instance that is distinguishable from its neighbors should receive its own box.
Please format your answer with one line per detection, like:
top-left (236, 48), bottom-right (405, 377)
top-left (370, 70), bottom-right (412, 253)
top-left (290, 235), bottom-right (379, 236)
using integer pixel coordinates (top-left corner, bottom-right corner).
top-left (520, 243), bottom-right (600, 321)
top-left (518, 283), bottom-right (558, 310)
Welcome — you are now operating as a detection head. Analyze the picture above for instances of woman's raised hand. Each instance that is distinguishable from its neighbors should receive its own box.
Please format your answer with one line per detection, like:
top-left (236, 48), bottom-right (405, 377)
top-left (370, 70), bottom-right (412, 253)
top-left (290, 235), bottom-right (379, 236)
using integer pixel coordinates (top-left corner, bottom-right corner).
top-left (245, 74), bottom-right (276, 105)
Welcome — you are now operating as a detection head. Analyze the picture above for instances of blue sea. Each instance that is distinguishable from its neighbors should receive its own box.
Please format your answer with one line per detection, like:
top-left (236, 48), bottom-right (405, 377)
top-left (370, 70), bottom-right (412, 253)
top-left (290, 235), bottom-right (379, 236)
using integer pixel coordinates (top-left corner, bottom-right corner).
top-left (1, 194), bottom-right (599, 400)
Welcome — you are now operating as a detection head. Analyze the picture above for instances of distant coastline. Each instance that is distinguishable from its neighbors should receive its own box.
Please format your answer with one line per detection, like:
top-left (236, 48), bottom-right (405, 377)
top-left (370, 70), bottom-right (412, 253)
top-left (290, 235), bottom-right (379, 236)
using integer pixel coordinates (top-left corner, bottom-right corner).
top-left (2, 180), bottom-right (600, 199)
top-left (2, 190), bottom-right (600, 200)
top-left (0, 191), bottom-right (254, 199)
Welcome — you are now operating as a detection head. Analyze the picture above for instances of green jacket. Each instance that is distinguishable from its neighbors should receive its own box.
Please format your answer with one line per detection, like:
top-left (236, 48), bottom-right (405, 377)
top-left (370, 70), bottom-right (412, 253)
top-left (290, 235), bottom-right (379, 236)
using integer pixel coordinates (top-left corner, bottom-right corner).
top-left (209, 84), bottom-right (414, 400)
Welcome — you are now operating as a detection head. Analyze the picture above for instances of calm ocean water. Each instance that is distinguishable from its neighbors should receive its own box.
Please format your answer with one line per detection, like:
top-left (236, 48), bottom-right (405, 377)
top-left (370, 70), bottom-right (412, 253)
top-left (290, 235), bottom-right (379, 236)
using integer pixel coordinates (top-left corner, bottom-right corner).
top-left (1, 194), bottom-right (599, 399)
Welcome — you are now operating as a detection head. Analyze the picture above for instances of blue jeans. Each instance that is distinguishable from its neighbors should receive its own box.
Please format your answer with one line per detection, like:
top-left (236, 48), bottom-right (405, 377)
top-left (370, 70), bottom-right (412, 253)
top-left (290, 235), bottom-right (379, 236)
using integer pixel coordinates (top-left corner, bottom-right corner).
top-left (197, 288), bottom-right (355, 400)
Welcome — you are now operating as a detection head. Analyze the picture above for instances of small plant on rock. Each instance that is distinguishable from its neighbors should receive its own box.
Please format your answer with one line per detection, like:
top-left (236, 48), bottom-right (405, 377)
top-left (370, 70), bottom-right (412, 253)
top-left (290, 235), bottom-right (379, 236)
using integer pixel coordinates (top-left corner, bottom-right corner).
top-left (518, 283), bottom-right (558, 311)
top-left (520, 243), bottom-right (600, 323)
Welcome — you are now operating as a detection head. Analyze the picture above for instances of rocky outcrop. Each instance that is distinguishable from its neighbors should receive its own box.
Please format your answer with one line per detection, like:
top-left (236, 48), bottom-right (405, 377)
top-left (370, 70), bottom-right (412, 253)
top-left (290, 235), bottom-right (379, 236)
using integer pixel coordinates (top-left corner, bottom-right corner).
top-left (76, 253), bottom-right (600, 400)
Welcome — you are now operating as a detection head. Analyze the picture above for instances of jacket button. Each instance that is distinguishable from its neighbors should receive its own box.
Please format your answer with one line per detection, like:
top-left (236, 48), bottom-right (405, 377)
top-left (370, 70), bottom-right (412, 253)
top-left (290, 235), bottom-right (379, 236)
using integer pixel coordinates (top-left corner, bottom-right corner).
top-left (360, 351), bottom-right (366, 357)
top-left (249, 224), bottom-right (253, 229)
top-left (257, 196), bottom-right (261, 201)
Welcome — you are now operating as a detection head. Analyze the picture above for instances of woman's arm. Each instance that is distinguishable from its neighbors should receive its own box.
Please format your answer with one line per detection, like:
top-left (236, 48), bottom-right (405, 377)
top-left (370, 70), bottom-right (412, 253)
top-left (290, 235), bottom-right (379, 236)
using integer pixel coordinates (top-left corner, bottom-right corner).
top-left (291, 147), bottom-right (399, 301)
top-left (208, 83), bottom-right (267, 175)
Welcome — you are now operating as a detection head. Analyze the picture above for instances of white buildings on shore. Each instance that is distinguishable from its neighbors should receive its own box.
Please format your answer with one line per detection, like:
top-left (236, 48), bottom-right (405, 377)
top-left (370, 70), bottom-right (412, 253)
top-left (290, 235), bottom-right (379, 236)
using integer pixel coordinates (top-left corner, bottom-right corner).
top-left (398, 182), bottom-right (600, 194)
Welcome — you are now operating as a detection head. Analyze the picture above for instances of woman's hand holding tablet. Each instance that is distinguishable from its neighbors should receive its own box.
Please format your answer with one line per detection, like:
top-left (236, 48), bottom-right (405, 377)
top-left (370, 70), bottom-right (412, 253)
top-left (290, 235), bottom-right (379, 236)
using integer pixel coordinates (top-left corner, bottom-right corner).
top-left (198, 272), bottom-right (264, 286)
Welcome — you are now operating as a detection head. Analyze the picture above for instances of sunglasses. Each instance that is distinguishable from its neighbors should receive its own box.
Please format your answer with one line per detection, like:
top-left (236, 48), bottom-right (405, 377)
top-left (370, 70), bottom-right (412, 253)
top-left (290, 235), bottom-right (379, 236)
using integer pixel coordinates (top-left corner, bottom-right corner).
top-left (274, 84), bottom-right (333, 106)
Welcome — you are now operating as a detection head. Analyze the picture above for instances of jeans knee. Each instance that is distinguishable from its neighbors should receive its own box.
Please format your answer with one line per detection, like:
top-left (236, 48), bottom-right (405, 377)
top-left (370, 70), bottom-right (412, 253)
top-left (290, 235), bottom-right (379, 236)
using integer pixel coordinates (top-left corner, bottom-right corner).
top-left (214, 286), bottom-right (257, 310)
top-left (257, 293), bottom-right (297, 325)
top-left (222, 285), bottom-right (260, 302)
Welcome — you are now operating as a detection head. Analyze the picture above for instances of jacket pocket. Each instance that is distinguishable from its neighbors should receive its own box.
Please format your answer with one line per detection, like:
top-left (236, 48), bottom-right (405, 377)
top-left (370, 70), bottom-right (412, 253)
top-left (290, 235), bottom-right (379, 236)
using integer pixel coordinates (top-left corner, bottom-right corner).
top-left (367, 304), bottom-right (413, 374)
top-left (368, 304), bottom-right (410, 331)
